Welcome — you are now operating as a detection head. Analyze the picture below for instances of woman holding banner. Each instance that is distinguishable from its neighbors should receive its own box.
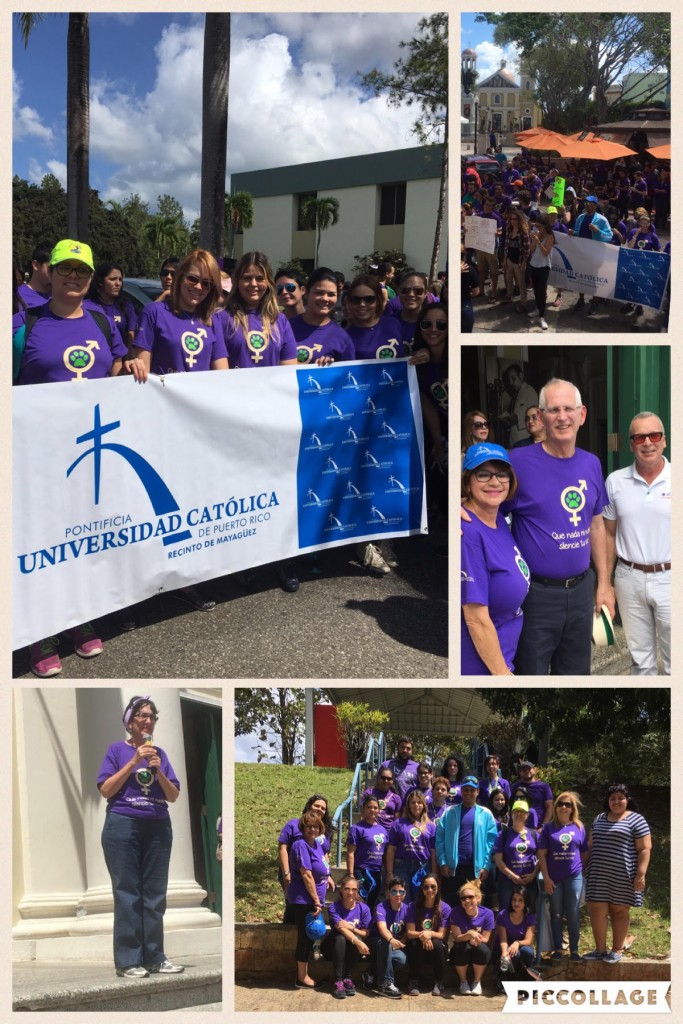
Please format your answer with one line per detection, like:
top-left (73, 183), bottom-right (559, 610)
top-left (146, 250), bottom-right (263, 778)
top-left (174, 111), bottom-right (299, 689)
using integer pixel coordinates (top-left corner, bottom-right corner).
top-left (12, 239), bottom-right (146, 678)
top-left (98, 695), bottom-right (183, 978)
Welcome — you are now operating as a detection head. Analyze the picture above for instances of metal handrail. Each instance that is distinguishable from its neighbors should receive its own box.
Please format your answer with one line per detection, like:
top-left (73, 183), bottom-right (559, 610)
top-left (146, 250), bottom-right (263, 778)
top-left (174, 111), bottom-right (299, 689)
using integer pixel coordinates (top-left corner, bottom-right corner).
top-left (331, 732), bottom-right (386, 867)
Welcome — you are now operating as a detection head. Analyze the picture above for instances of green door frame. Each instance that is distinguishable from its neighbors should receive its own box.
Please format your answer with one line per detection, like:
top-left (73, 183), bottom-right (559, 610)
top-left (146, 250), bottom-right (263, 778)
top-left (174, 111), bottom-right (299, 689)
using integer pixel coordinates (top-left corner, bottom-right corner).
top-left (607, 346), bottom-right (670, 474)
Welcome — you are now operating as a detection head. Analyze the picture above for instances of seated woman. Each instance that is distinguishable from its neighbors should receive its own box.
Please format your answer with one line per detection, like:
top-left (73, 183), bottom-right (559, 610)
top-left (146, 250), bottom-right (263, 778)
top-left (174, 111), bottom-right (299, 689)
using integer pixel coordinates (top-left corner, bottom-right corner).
top-left (321, 874), bottom-right (371, 999)
top-left (369, 876), bottom-right (410, 999)
top-left (346, 795), bottom-right (387, 910)
top-left (278, 795), bottom-right (331, 922)
top-left (461, 443), bottom-right (530, 675)
top-left (448, 878), bottom-right (495, 996)
top-left (385, 790), bottom-right (437, 901)
top-left (496, 886), bottom-right (540, 983)
top-left (405, 873), bottom-right (451, 997)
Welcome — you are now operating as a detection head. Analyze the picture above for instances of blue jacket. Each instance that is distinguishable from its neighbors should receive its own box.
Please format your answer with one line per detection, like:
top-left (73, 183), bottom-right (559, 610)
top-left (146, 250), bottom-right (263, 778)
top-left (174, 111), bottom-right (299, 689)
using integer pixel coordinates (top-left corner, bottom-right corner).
top-left (574, 211), bottom-right (613, 243)
top-left (435, 803), bottom-right (498, 876)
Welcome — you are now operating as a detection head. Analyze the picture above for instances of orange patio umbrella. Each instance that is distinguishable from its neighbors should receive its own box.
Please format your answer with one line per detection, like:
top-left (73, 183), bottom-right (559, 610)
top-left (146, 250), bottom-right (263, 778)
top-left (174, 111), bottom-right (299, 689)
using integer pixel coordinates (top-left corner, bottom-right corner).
top-left (517, 131), bottom-right (575, 155)
top-left (560, 137), bottom-right (637, 160)
top-left (647, 144), bottom-right (671, 160)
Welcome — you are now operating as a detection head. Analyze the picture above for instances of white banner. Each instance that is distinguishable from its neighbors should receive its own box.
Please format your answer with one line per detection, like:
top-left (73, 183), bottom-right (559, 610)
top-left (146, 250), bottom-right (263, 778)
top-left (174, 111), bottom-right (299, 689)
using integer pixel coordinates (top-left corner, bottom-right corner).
top-left (502, 982), bottom-right (670, 1013)
top-left (465, 216), bottom-right (497, 254)
top-left (13, 361), bottom-right (427, 649)
top-left (549, 232), bottom-right (670, 309)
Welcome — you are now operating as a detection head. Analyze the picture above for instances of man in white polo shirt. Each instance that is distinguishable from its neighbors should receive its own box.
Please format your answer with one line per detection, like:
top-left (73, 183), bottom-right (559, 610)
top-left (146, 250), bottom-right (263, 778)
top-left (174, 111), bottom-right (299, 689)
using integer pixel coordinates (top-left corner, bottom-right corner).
top-left (604, 412), bottom-right (670, 674)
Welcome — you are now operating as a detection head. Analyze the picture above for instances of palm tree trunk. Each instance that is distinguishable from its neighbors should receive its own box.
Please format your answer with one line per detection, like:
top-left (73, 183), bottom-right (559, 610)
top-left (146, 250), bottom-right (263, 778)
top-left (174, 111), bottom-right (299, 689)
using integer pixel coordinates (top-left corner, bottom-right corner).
top-left (200, 14), bottom-right (230, 257)
top-left (429, 111), bottom-right (448, 282)
top-left (67, 14), bottom-right (90, 240)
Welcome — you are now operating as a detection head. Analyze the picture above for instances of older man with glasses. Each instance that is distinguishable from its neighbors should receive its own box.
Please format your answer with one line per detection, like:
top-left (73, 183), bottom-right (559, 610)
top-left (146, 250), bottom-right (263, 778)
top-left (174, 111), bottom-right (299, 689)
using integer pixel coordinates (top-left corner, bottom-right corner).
top-left (604, 412), bottom-right (670, 674)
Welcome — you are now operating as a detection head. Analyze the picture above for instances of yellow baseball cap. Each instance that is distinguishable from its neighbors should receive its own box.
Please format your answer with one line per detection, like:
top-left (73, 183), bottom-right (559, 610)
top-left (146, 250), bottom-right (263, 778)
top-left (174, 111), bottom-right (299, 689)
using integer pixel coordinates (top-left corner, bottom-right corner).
top-left (49, 239), bottom-right (95, 271)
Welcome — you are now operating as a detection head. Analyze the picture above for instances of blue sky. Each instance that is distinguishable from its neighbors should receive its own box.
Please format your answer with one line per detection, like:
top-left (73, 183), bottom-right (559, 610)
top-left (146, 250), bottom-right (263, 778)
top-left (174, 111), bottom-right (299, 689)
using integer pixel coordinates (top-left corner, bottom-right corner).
top-left (460, 14), bottom-right (522, 82)
top-left (13, 12), bottom-right (431, 222)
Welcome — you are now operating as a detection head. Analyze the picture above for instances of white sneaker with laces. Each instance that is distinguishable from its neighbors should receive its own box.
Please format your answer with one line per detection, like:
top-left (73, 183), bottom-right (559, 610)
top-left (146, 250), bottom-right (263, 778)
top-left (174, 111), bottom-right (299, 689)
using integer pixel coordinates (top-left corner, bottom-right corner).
top-left (459, 980), bottom-right (471, 995)
top-left (470, 981), bottom-right (483, 996)
top-left (539, 317), bottom-right (548, 330)
top-left (116, 966), bottom-right (149, 978)
top-left (378, 540), bottom-right (399, 568)
top-left (358, 542), bottom-right (391, 575)
top-left (149, 959), bottom-right (184, 974)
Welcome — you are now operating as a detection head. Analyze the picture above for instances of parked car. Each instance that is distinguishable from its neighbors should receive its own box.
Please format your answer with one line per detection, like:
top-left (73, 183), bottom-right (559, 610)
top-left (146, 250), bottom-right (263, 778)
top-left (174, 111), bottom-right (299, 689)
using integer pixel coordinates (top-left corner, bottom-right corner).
top-left (462, 155), bottom-right (501, 180)
top-left (122, 277), bottom-right (163, 314)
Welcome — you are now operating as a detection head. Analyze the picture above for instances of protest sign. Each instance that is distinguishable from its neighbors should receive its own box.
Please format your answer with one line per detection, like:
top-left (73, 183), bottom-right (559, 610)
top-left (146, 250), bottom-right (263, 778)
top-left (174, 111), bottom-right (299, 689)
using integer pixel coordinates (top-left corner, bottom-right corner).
top-left (549, 233), bottom-right (670, 309)
top-left (465, 216), bottom-right (497, 254)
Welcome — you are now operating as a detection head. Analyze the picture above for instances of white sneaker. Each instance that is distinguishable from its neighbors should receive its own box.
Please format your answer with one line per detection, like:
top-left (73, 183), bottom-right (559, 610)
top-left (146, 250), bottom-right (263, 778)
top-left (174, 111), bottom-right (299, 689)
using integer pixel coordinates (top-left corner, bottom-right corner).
top-left (358, 542), bottom-right (391, 575)
top-left (431, 981), bottom-right (444, 996)
top-left (116, 966), bottom-right (149, 978)
top-left (459, 980), bottom-right (471, 995)
top-left (539, 317), bottom-right (548, 330)
top-left (378, 540), bottom-right (399, 568)
top-left (148, 959), bottom-right (184, 974)
top-left (470, 981), bottom-right (483, 996)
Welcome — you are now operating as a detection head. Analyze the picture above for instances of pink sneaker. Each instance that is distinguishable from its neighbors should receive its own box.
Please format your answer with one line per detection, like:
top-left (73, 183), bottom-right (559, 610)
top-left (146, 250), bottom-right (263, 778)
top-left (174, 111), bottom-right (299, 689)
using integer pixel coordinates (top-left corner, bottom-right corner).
top-left (30, 637), bottom-right (62, 678)
top-left (70, 623), bottom-right (104, 658)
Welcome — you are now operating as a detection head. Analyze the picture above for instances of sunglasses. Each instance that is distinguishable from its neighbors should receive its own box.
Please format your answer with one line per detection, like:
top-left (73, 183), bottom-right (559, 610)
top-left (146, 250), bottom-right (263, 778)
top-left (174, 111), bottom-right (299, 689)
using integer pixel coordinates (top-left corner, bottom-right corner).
top-left (460, 894), bottom-right (476, 901)
top-left (349, 294), bottom-right (376, 305)
top-left (54, 263), bottom-right (91, 279)
top-left (389, 889), bottom-right (406, 896)
top-left (161, 268), bottom-right (176, 277)
top-left (400, 287), bottom-right (425, 296)
top-left (474, 470), bottom-right (511, 482)
top-left (276, 282), bottom-right (297, 295)
top-left (420, 319), bottom-right (447, 331)
top-left (556, 801), bottom-right (573, 808)
top-left (472, 420), bottom-right (489, 429)
top-left (422, 884), bottom-right (438, 890)
top-left (185, 273), bottom-right (211, 289)
top-left (630, 432), bottom-right (663, 444)
top-left (379, 776), bottom-right (393, 782)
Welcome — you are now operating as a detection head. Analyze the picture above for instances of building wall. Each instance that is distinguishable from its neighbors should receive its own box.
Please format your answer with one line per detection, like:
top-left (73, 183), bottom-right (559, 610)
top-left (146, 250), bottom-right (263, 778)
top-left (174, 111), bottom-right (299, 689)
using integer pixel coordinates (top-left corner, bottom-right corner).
top-left (240, 195), bottom-right (295, 268)
top-left (404, 177), bottom-right (447, 272)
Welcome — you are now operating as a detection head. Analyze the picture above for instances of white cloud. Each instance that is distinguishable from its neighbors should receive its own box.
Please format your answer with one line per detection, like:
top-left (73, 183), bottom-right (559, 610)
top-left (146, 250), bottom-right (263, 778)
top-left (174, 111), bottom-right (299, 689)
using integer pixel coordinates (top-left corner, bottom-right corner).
top-left (27, 157), bottom-right (66, 187)
top-left (13, 69), bottom-right (54, 142)
top-left (474, 41), bottom-right (521, 83)
top-left (88, 17), bottom-right (430, 222)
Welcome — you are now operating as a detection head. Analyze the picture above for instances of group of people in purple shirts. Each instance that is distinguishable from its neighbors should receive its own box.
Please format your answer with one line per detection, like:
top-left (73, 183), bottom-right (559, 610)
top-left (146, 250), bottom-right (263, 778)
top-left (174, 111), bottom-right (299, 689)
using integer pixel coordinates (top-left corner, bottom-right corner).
top-left (276, 740), bottom-right (652, 998)
top-left (13, 239), bottom-right (448, 677)
top-left (461, 151), bottom-right (670, 329)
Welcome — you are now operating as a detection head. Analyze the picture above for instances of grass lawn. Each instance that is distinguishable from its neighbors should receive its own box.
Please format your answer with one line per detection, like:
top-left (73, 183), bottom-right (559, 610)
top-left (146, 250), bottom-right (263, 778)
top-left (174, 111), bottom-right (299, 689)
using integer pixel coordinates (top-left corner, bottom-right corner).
top-left (234, 766), bottom-right (670, 958)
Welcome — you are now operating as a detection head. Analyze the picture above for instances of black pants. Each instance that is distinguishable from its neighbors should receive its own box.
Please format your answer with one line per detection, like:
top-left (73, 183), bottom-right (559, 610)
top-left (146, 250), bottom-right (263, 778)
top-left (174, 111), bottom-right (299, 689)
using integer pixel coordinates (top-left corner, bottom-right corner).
top-left (514, 569), bottom-right (594, 675)
top-left (440, 861), bottom-right (475, 907)
top-left (290, 903), bottom-right (318, 963)
top-left (450, 941), bottom-right (492, 966)
top-left (529, 265), bottom-right (550, 317)
top-left (321, 931), bottom-right (362, 981)
top-left (406, 937), bottom-right (446, 981)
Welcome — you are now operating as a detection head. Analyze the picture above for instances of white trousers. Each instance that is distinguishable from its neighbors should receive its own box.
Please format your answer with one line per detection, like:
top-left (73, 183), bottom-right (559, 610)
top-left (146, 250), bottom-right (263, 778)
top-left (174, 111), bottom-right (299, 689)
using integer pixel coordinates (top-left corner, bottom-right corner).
top-left (615, 562), bottom-right (670, 675)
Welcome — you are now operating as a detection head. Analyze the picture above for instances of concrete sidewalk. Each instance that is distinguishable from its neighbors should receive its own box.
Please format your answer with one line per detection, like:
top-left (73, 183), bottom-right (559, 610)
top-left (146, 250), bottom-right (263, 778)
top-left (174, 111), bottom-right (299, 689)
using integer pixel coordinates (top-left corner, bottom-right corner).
top-left (13, 954), bottom-right (222, 1012)
top-left (235, 979), bottom-right (506, 1012)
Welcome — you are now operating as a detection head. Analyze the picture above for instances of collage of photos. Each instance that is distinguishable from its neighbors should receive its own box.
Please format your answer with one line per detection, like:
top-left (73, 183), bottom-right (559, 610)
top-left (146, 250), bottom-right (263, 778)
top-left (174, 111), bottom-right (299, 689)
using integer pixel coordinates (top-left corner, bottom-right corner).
top-left (8, 5), bottom-right (674, 1021)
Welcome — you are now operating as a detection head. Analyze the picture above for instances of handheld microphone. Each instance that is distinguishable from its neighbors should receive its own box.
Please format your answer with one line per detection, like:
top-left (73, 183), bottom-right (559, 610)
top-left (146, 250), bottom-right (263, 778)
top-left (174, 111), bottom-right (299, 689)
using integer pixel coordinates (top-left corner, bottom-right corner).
top-left (143, 733), bottom-right (157, 776)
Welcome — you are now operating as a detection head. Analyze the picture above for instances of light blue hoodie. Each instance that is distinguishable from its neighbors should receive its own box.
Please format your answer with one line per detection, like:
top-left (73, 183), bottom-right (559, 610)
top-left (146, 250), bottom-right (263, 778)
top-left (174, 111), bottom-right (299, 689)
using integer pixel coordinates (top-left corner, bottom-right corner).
top-left (435, 803), bottom-right (498, 877)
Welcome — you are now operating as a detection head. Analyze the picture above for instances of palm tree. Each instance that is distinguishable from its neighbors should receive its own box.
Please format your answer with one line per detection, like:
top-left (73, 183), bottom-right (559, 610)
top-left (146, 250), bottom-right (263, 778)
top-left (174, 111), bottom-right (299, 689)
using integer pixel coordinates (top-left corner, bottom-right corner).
top-left (224, 191), bottom-right (254, 259)
top-left (143, 216), bottom-right (181, 264)
top-left (199, 14), bottom-right (230, 258)
top-left (18, 13), bottom-right (90, 241)
top-left (300, 196), bottom-right (340, 268)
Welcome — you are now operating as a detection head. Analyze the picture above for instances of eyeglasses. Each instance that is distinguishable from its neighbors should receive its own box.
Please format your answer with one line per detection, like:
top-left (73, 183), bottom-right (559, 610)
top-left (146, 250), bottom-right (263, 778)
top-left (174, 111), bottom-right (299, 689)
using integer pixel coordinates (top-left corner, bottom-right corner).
top-left (389, 889), bottom-right (406, 896)
top-left (474, 470), bottom-right (511, 482)
top-left (544, 406), bottom-right (581, 415)
top-left (556, 801), bottom-right (573, 808)
top-left (276, 282), bottom-right (297, 295)
top-left (400, 287), bottom-right (425, 296)
top-left (472, 420), bottom-right (489, 429)
top-left (134, 713), bottom-right (158, 721)
top-left (630, 432), bottom-right (663, 444)
top-left (349, 294), bottom-right (376, 305)
top-left (55, 263), bottom-right (91, 279)
top-left (161, 268), bottom-right (176, 277)
top-left (526, 413), bottom-right (539, 422)
top-left (185, 273), bottom-right (211, 289)
top-left (379, 776), bottom-right (393, 782)
top-left (420, 319), bottom-right (447, 331)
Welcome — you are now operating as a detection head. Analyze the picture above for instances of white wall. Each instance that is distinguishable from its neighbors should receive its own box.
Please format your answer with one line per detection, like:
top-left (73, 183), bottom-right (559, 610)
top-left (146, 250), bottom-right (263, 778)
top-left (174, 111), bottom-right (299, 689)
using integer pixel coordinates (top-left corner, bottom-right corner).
top-left (404, 177), bottom-right (448, 274)
top-left (242, 195), bottom-right (294, 268)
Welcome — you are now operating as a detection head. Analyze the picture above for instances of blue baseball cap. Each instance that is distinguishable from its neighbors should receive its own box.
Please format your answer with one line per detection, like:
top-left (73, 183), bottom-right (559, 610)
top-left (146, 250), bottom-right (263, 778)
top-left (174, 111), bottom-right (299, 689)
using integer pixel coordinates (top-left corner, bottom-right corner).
top-left (461, 776), bottom-right (479, 789)
top-left (585, 195), bottom-right (599, 203)
top-left (462, 443), bottom-right (511, 471)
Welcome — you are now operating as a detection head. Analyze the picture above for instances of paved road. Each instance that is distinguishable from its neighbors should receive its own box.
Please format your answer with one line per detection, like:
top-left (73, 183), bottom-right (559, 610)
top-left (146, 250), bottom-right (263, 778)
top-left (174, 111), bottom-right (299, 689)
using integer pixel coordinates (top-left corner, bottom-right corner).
top-left (471, 284), bottom-right (667, 333)
top-left (13, 534), bottom-right (448, 680)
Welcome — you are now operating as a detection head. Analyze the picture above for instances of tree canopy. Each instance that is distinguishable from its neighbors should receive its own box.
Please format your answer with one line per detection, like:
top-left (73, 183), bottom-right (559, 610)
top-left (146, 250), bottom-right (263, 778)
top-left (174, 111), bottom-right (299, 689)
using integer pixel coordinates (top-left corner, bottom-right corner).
top-left (234, 688), bottom-right (324, 765)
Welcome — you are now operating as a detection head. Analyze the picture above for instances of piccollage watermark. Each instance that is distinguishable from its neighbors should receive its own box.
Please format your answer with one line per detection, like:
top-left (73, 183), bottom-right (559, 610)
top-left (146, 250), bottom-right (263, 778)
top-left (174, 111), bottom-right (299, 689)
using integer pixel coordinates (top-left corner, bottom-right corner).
top-left (502, 982), bottom-right (670, 1014)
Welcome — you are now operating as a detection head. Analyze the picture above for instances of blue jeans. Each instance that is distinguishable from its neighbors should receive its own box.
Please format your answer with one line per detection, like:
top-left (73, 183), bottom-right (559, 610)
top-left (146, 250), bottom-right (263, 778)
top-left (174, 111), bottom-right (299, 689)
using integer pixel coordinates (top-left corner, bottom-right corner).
top-left (374, 937), bottom-right (407, 985)
top-left (548, 874), bottom-right (583, 953)
top-left (101, 813), bottom-right (173, 970)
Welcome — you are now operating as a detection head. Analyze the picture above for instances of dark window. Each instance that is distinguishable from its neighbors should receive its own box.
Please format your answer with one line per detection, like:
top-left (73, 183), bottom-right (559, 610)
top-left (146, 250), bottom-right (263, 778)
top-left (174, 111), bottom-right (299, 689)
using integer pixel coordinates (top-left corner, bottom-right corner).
top-left (380, 183), bottom-right (406, 226)
top-left (297, 192), bottom-right (317, 231)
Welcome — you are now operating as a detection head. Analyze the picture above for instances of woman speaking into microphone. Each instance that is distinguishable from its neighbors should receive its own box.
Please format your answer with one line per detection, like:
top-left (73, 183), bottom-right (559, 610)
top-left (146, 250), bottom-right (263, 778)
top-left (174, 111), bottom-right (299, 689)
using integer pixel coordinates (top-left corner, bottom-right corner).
top-left (98, 695), bottom-right (183, 978)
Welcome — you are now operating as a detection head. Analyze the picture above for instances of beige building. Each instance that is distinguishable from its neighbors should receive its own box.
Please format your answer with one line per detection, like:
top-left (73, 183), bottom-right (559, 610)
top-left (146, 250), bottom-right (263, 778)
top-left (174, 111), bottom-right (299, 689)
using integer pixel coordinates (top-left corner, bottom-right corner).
top-left (477, 62), bottom-right (541, 136)
top-left (13, 687), bottom-right (222, 963)
top-left (230, 145), bottom-right (447, 278)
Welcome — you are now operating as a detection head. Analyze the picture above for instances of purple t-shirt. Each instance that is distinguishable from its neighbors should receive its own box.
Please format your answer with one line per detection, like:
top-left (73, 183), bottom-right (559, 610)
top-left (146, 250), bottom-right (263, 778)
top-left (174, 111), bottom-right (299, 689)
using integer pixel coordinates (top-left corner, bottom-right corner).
top-left (458, 806), bottom-right (476, 862)
top-left (289, 315), bottom-right (354, 363)
top-left (371, 898), bottom-right (410, 938)
top-left (417, 358), bottom-right (448, 426)
top-left (91, 298), bottom-right (139, 339)
top-left (429, 803), bottom-right (448, 822)
top-left (17, 283), bottom-right (50, 309)
top-left (450, 904), bottom-right (495, 936)
top-left (328, 899), bottom-right (372, 931)
top-left (278, 818), bottom-right (331, 855)
top-left (402, 786), bottom-right (433, 810)
top-left (287, 838), bottom-right (330, 904)
top-left (510, 779), bottom-right (553, 825)
top-left (218, 309), bottom-right (297, 367)
top-left (346, 317), bottom-right (406, 361)
top-left (406, 899), bottom-right (452, 931)
top-left (380, 758), bottom-right (420, 799)
top-left (461, 510), bottom-right (531, 675)
top-left (135, 301), bottom-right (227, 374)
top-left (97, 739), bottom-right (180, 820)
top-left (493, 826), bottom-right (538, 875)
top-left (347, 820), bottom-right (389, 870)
top-left (505, 444), bottom-right (609, 578)
top-left (479, 776), bottom-right (511, 802)
top-left (388, 818), bottom-right (436, 863)
top-left (496, 908), bottom-right (536, 944)
top-left (538, 821), bottom-right (588, 882)
top-left (362, 787), bottom-right (402, 830)
top-left (625, 229), bottom-right (660, 251)
top-left (446, 783), bottom-right (462, 806)
top-left (14, 305), bottom-right (128, 384)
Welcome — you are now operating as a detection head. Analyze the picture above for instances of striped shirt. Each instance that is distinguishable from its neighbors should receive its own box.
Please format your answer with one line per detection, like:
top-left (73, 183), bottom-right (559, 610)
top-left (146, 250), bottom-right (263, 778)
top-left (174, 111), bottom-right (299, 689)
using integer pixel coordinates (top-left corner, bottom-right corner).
top-left (586, 812), bottom-right (650, 907)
